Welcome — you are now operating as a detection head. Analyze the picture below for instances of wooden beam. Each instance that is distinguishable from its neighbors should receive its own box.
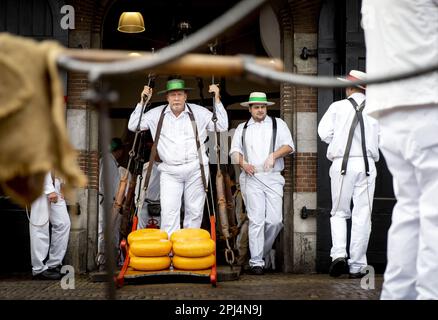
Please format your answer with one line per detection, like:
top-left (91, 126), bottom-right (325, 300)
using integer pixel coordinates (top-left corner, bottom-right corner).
top-left (61, 49), bottom-right (284, 77)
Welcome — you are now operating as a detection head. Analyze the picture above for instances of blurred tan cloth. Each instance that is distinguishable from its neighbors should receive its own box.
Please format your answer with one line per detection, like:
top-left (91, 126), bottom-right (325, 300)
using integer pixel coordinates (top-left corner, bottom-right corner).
top-left (0, 33), bottom-right (87, 206)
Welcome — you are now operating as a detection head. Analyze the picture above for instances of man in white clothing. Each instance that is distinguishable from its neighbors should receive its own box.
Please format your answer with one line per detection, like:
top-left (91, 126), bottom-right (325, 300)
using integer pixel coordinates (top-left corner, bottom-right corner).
top-left (136, 161), bottom-right (161, 229)
top-left (29, 171), bottom-right (70, 280)
top-left (230, 92), bottom-right (294, 275)
top-left (96, 137), bottom-right (125, 270)
top-left (128, 79), bottom-right (228, 238)
top-left (362, 0), bottom-right (438, 299)
top-left (318, 70), bottom-right (379, 278)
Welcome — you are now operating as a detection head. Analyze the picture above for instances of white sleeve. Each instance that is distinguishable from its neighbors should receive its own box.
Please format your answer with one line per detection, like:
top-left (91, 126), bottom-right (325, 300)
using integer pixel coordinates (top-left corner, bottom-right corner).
top-left (43, 172), bottom-right (56, 194)
top-left (318, 104), bottom-right (335, 144)
top-left (276, 119), bottom-right (295, 154)
top-left (128, 103), bottom-right (151, 132)
top-left (229, 124), bottom-right (244, 156)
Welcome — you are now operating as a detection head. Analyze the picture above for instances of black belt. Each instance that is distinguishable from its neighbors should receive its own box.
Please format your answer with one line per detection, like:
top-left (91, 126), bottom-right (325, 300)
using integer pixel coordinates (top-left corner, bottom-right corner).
top-left (341, 98), bottom-right (370, 176)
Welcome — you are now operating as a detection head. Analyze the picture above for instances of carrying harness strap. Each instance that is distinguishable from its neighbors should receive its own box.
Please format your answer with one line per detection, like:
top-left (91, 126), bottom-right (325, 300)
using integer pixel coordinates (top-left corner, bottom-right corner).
top-left (186, 104), bottom-right (208, 192)
top-left (341, 98), bottom-right (370, 176)
top-left (142, 104), bottom-right (208, 195)
top-left (241, 116), bottom-right (277, 162)
top-left (142, 106), bottom-right (167, 198)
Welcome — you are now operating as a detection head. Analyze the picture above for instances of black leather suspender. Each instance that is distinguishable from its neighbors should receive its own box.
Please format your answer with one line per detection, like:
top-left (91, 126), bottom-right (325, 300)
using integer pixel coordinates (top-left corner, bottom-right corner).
top-left (341, 98), bottom-right (370, 176)
top-left (241, 116), bottom-right (277, 161)
top-left (186, 104), bottom-right (208, 192)
top-left (143, 106), bottom-right (167, 194)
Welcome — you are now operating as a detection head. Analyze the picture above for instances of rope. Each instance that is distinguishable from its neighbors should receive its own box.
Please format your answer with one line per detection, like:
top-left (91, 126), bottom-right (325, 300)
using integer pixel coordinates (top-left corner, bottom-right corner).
top-left (209, 41), bottom-right (235, 266)
top-left (208, 170), bottom-right (216, 220)
top-left (242, 55), bottom-right (438, 88)
top-left (251, 175), bottom-right (283, 198)
top-left (25, 205), bottom-right (50, 228)
top-left (224, 238), bottom-right (236, 265)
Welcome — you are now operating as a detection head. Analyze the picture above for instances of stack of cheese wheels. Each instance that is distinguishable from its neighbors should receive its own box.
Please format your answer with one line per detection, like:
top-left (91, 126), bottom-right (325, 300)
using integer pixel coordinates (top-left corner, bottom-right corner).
top-left (170, 228), bottom-right (215, 270)
top-left (128, 229), bottom-right (172, 271)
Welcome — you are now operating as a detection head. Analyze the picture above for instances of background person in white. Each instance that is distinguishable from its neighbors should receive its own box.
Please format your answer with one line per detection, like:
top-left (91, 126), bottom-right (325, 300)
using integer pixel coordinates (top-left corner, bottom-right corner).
top-left (362, 0), bottom-right (438, 299)
top-left (136, 161), bottom-right (161, 229)
top-left (96, 138), bottom-right (126, 270)
top-left (318, 70), bottom-right (379, 278)
top-left (230, 92), bottom-right (294, 275)
top-left (29, 171), bottom-right (70, 280)
top-left (128, 79), bottom-right (228, 238)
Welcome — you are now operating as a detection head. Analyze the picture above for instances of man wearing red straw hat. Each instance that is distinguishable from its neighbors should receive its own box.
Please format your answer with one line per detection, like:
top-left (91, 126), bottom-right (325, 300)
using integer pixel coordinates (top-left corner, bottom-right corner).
top-left (230, 92), bottom-right (294, 275)
top-left (318, 70), bottom-right (380, 278)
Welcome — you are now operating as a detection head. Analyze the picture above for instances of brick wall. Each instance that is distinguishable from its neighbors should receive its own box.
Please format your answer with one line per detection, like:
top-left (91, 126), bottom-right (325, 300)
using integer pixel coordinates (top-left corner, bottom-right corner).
top-left (67, 72), bottom-right (88, 109)
top-left (294, 153), bottom-right (317, 192)
top-left (70, 0), bottom-right (95, 31)
top-left (77, 150), bottom-right (99, 190)
top-left (67, 0), bottom-right (98, 188)
top-left (291, 0), bottom-right (321, 33)
top-left (92, 0), bottom-right (113, 33)
top-left (296, 87), bottom-right (318, 112)
top-left (291, 0), bottom-right (320, 195)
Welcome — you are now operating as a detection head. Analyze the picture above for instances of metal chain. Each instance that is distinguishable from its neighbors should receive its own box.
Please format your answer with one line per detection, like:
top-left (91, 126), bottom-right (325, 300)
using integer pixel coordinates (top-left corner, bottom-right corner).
top-left (224, 238), bottom-right (236, 265)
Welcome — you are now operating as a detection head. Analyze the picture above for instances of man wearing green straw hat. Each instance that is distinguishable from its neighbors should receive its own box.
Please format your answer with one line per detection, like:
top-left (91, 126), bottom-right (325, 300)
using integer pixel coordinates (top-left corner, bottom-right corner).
top-left (128, 79), bottom-right (228, 238)
top-left (230, 92), bottom-right (294, 275)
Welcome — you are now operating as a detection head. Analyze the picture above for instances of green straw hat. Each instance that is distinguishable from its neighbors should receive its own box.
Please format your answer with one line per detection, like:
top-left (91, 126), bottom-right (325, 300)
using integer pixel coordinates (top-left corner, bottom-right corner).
top-left (109, 137), bottom-right (123, 152)
top-left (240, 92), bottom-right (275, 107)
top-left (158, 79), bottom-right (193, 94)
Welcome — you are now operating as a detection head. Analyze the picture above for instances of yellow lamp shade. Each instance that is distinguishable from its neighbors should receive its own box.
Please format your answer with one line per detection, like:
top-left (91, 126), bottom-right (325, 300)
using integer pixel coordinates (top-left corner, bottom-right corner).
top-left (117, 12), bottom-right (145, 33)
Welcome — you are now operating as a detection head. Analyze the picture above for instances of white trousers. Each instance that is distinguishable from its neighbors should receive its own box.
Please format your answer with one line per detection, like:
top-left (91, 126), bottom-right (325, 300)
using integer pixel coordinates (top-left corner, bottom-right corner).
top-left (378, 105), bottom-right (438, 300)
top-left (137, 163), bottom-right (161, 230)
top-left (97, 200), bottom-right (121, 266)
top-left (29, 195), bottom-right (70, 275)
top-left (158, 161), bottom-right (208, 238)
top-left (240, 172), bottom-right (284, 267)
top-left (329, 157), bottom-right (376, 273)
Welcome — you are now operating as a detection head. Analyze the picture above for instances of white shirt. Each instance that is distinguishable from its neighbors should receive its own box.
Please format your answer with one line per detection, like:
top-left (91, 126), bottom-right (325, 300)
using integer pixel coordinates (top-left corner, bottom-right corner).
top-left (99, 153), bottom-right (121, 203)
top-left (318, 92), bottom-right (380, 162)
top-left (362, 0), bottom-right (438, 117)
top-left (128, 102), bottom-right (228, 166)
top-left (229, 116), bottom-right (295, 173)
top-left (43, 172), bottom-right (62, 196)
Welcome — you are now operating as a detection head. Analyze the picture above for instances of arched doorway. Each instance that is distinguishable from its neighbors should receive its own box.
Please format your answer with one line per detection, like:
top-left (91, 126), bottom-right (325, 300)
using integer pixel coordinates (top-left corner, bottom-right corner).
top-left (98, 0), bottom-right (284, 268)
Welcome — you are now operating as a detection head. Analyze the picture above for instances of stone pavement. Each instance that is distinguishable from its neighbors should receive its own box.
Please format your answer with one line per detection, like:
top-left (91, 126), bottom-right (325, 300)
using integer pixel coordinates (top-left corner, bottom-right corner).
top-left (0, 271), bottom-right (382, 300)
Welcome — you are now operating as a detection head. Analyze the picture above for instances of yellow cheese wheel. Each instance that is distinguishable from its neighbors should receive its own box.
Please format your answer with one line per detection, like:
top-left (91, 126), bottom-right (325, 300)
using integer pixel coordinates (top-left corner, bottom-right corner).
top-left (129, 256), bottom-right (171, 271)
top-left (170, 228), bottom-right (211, 243)
top-left (172, 238), bottom-right (215, 257)
top-left (127, 228), bottom-right (168, 244)
top-left (172, 254), bottom-right (215, 270)
top-left (130, 239), bottom-right (172, 257)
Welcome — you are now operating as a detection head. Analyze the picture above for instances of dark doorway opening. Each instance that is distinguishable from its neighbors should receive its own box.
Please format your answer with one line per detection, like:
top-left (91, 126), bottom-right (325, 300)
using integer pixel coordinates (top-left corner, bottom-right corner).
top-left (101, 0), bottom-right (282, 268)
top-left (316, 0), bottom-right (395, 274)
